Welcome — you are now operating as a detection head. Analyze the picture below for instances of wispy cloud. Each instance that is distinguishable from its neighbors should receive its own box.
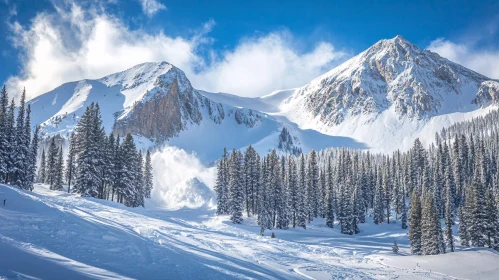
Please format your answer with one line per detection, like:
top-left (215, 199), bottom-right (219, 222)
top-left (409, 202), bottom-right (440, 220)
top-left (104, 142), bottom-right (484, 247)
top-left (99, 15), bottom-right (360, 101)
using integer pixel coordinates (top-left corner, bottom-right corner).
top-left (427, 17), bottom-right (499, 80)
top-left (139, 0), bottom-right (166, 18)
top-left (5, 2), bottom-right (345, 99)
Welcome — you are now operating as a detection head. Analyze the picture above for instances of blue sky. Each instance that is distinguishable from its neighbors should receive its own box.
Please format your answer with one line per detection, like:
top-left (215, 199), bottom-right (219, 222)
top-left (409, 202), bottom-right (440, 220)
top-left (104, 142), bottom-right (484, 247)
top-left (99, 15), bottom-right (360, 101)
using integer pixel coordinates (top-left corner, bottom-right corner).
top-left (1, 0), bottom-right (499, 99)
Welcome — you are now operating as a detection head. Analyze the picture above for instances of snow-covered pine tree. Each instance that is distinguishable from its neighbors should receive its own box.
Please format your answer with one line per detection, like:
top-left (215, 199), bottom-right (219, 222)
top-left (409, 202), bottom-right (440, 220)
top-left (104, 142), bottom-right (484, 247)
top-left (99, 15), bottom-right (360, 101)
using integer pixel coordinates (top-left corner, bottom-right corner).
top-left (287, 155), bottom-right (299, 228)
top-left (215, 148), bottom-right (229, 215)
top-left (392, 241), bottom-right (399, 254)
top-left (26, 125), bottom-right (39, 191)
top-left (52, 147), bottom-right (64, 191)
top-left (119, 133), bottom-right (139, 206)
top-left (47, 137), bottom-right (58, 188)
top-left (468, 182), bottom-right (487, 247)
top-left (74, 103), bottom-right (106, 198)
top-left (0, 85), bottom-right (8, 182)
top-left (65, 133), bottom-right (77, 193)
top-left (409, 189), bottom-right (422, 255)
top-left (421, 193), bottom-right (441, 255)
top-left (12, 89), bottom-right (27, 187)
top-left (133, 151), bottom-right (145, 207)
top-left (297, 154), bottom-right (307, 229)
top-left (485, 189), bottom-right (499, 249)
top-left (37, 149), bottom-right (46, 184)
top-left (229, 149), bottom-right (244, 224)
top-left (373, 166), bottom-right (385, 224)
top-left (382, 160), bottom-right (391, 224)
top-left (445, 177), bottom-right (455, 252)
top-left (4, 99), bottom-right (15, 184)
top-left (325, 156), bottom-right (335, 228)
top-left (458, 204), bottom-right (470, 246)
top-left (143, 149), bottom-right (153, 199)
top-left (401, 194), bottom-right (408, 229)
top-left (307, 150), bottom-right (319, 220)
top-left (243, 145), bottom-right (258, 217)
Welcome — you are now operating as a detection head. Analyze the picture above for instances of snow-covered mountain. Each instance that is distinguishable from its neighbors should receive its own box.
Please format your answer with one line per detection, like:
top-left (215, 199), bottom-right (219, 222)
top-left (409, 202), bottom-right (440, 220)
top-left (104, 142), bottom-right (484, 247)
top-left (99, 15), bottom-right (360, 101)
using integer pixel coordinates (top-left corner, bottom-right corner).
top-left (29, 36), bottom-right (499, 159)
top-left (28, 62), bottom-right (362, 162)
top-left (275, 36), bottom-right (498, 152)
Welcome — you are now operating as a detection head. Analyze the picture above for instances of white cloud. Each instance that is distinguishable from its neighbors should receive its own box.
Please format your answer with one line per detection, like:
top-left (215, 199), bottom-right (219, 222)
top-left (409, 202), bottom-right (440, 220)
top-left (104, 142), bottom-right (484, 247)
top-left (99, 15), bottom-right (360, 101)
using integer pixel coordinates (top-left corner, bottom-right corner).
top-left (139, 0), bottom-right (166, 17)
top-left (428, 38), bottom-right (499, 79)
top-left (192, 33), bottom-right (344, 96)
top-left (6, 2), bottom-right (345, 100)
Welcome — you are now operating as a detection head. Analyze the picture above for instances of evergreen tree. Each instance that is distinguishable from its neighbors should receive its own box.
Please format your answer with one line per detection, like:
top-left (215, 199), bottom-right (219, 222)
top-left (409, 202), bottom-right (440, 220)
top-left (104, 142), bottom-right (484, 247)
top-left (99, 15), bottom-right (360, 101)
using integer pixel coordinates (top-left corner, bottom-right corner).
top-left (485, 189), bottom-right (499, 249)
top-left (65, 133), bottom-right (77, 193)
top-left (325, 157), bottom-right (335, 228)
top-left (287, 156), bottom-right (299, 228)
top-left (307, 150), bottom-right (319, 220)
top-left (4, 99), bottom-right (15, 184)
top-left (445, 183), bottom-right (455, 252)
top-left (37, 149), bottom-right (46, 184)
top-left (401, 195), bottom-right (408, 229)
top-left (215, 148), bottom-right (229, 215)
top-left (421, 193), bottom-right (441, 255)
top-left (0, 85), bottom-right (8, 182)
top-left (47, 137), bottom-right (58, 188)
top-left (243, 145), bottom-right (258, 217)
top-left (468, 183), bottom-right (487, 247)
top-left (458, 205), bottom-right (470, 246)
top-left (296, 154), bottom-right (307, 229)
top-left (144, 149), bottom-right (153, 199)
top-left (26, 125), bottom-right (39, 191)
top-left (52, 147), bottom-right (64, 191)
top-left (409, 189), bottom-right (422, 254)
top-left (12, 89), bottom-right (27, 187)
top-left (229, 149), bottom-right (244, 224)
top-left (118, 133), bottom-right (139, 206)
top-left (392, 241), bottom-right (399, 254)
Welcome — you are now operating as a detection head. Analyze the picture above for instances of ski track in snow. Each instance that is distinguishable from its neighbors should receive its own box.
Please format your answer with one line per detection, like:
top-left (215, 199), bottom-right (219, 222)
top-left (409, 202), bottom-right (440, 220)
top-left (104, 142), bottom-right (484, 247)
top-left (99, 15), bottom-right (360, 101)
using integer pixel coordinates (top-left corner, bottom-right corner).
top-left (1, 184), bottom-right (498, 280)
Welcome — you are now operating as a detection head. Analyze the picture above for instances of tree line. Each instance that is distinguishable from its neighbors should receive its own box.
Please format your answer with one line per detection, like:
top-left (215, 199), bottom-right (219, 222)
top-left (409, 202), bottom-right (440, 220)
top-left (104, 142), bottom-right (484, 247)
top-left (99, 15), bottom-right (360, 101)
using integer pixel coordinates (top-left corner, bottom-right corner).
top-left (0, 86), bottom-right (39, 190)
top-left (215, 110), bottom-right (499, 255)
top-left (37, 103), bottom-right (154, 207)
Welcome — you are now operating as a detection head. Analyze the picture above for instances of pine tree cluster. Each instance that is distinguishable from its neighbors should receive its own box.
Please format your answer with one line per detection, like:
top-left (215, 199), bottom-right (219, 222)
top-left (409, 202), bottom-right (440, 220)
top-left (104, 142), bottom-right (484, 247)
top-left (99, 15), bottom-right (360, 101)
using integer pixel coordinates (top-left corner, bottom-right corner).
top-left (215, 108), bottom-right (499, 253)
top-left (36, 103), bottom-right (154, 208)
top-left (0, 86), bottom-right (39, 191)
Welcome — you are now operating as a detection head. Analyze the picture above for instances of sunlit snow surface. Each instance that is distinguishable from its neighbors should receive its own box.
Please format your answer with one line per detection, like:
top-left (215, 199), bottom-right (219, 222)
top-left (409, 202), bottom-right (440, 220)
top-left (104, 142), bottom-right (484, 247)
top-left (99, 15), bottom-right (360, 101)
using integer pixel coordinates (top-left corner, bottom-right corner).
top-left (1, 184), bottom-right (498, 280)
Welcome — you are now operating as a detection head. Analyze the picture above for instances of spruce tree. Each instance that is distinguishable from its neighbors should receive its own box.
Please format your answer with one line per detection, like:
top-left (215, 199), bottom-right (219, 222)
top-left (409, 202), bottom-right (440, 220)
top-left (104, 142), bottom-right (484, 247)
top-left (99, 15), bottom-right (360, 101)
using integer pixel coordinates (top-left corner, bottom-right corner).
top-left (26, 125), bottom-right (39, 191)
top-left (445, 183), bottom-right (455, 252)
top-left (421, 194), bottom-right (441, 255)
top-left (458, 205), bottom-right (470, 246)
top-left (296, 154), bottom-right (307, 229)
top-left (307, 150), bottom-right (319, 220)
top-left (144, 149), bottom-right (153, 199)
top-left (47, 137), bottom-right (58, 188)
top-left (65, 133), bottom-right (77, 193)
top-left (0, 85), bottom-right (8, 182)
top-left (52, 147), bottom-right (64, 191)
top-left (401, 195), bottom-right (408, 229)
top-left (409, 189), bottom-right (422, 254)
top-left (485, 189), bottom-right (499, 249)
top-left (229, 149), bottom-right (244, 224)
top-left (215, 148), bottom-right (229, 215)
top-left (325, 157), bottom-right (335, 228)
top-left (37, 149), bottom-right (46, 184)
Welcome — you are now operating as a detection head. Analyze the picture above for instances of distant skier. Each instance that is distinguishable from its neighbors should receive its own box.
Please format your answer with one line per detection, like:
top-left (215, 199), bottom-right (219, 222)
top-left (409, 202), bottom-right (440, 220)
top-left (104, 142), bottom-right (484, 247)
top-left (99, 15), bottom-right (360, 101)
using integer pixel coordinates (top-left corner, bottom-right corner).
top-left (3, 199), bottom-right (5, 206)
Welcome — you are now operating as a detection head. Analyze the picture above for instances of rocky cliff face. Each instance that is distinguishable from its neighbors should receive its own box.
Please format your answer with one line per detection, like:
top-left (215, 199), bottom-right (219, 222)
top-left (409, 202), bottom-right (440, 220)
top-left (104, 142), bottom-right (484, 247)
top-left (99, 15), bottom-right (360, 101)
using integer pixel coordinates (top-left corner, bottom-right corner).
top-left (111, 64), bottom-right (261, 142)
top-left (283, 36), bottom-right (491, 127)
top-left (472, 81), bottom-right (499, 107)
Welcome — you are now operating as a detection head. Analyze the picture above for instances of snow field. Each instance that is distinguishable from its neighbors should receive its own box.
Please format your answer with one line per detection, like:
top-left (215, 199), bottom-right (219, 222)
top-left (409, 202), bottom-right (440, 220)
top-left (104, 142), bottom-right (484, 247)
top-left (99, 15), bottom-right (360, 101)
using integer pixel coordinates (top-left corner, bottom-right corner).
top-left (1, 184), bottom-right (498, 279)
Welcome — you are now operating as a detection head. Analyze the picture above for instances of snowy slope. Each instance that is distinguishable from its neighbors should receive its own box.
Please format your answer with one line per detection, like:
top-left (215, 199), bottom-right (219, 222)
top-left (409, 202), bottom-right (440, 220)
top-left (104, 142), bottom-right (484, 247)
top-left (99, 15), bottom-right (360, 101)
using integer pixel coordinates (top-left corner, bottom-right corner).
top-left (2, 184), bottom-right (499, 280)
